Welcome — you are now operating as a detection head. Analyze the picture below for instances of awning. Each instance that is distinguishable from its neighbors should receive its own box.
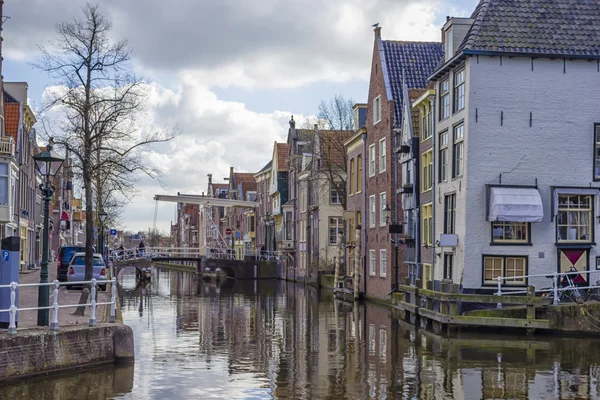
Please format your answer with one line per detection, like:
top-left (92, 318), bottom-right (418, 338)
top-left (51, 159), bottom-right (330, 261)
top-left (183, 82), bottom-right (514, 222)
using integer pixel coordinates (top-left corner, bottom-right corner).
top-left (60, 210), bottom-right (70, 221)
top-left (488, 187), bottom-right (543, 223)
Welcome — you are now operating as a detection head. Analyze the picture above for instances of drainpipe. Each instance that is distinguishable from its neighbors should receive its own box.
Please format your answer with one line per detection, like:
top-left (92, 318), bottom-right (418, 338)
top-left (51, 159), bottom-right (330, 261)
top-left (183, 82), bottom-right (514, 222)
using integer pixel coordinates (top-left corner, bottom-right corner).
top-left (361, 132), bottom-right (368, 296)
top-left (429, 95), bottom-right (436, 287)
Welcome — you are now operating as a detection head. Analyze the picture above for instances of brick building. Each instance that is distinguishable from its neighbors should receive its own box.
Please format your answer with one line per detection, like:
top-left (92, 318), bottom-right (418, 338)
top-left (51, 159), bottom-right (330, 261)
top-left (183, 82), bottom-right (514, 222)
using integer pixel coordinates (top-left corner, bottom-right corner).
top-left (362, 26), bottom-right (443, 300)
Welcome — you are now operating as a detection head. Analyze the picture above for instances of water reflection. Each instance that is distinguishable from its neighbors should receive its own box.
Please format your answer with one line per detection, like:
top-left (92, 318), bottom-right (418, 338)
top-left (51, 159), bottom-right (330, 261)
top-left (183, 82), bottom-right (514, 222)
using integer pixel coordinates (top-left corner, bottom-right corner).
top-left (4, 266), bottom-right (600, 399)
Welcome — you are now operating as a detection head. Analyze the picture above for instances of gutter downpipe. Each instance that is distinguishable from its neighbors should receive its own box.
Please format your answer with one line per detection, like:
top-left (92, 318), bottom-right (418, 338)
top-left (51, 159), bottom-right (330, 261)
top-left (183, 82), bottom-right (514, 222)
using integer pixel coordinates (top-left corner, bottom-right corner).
top-left (362, 132), bottom-right (367, 297)
top-left (429, 94), bottom-right (436, 287)
top-left (393, 126), bottom-right (399, 292)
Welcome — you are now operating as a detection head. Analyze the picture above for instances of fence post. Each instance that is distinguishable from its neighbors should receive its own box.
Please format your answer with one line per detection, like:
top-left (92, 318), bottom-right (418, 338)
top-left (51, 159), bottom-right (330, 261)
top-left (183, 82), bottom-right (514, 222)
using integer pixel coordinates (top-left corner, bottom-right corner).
top-left (8, 282), bottom-right (17, 334)
top-left (109, 277), bottom-right (117, 323)
top-left (50, 280), bottom-right (60, 331)
top-left (553, 272), bottom-right (559, 306)
top-left (89, 279), bottom-right (97, 327)
top-left (496, 276), bottom-right (502, 309)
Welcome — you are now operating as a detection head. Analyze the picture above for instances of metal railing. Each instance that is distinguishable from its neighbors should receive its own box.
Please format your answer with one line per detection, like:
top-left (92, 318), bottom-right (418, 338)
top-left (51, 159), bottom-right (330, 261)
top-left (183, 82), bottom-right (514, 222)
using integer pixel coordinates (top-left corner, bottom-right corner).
top-left (494, 270), bottom-right (600, 306)
top-left (207, 248), bottom-right (281, 261)
top-left (108, 246), bottom-right (282, 262)
top-left (0, 277), bottom-right (117, 334)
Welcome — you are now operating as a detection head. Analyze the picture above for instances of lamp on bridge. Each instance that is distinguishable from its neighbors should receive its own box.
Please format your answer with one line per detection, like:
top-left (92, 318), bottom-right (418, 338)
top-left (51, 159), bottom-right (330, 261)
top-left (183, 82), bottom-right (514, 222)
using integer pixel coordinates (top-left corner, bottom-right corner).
top-left (33, 139), bottom-right (64, 326)
top-left (98, 210), bottom-right (108, 264)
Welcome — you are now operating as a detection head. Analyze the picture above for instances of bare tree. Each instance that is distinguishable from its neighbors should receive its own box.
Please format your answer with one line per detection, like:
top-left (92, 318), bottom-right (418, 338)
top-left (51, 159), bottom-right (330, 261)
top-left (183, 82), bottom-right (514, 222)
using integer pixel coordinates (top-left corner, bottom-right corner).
top-left (36, 3), bottom-right (176, 314)
top-left (146, 229), bottom-right (164, 247)
top-left (302, 94), bottom-right (354, 210)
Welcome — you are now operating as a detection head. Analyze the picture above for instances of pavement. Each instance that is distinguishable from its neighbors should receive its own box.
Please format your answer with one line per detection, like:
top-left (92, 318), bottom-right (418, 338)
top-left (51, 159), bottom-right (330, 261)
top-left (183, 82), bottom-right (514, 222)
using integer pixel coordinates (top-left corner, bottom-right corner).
top-left (15, 262), bottom-right (114, 330)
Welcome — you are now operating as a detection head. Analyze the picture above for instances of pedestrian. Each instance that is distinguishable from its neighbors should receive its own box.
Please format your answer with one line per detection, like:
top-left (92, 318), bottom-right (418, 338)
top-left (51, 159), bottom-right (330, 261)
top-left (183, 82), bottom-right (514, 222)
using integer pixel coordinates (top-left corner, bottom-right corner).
top-left (138, 240), bottom-right (145, 257)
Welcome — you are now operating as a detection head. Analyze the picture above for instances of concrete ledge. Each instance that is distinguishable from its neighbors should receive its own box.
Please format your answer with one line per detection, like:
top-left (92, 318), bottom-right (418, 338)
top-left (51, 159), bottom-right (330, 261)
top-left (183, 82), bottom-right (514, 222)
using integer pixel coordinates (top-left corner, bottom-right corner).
top-left (153, 262), bottom-right (196, 273)
top-left (0, 323), bottom-right (134, 383)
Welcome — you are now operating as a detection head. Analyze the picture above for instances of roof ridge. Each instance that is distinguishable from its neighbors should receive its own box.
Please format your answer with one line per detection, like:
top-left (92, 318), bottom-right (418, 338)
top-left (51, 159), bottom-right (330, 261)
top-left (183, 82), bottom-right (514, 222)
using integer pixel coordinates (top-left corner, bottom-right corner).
top-left (383, 40), bottom-right (443, 45)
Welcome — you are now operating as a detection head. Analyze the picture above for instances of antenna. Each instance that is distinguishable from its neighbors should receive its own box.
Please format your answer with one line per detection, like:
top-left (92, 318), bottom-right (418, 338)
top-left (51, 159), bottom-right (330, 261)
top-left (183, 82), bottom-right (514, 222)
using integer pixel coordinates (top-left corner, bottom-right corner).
top-left (2, 16), bottom-right (11, 25)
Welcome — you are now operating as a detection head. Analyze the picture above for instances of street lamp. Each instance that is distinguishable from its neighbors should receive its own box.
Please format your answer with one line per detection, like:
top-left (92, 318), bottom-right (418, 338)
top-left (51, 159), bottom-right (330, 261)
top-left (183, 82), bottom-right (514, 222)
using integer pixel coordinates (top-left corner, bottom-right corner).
top-left (383, 204), bottom-right (391, 224)
top-left (33, 140), bottom-right (64, 326)
top-left (98, 210), bottom-right (108, 263)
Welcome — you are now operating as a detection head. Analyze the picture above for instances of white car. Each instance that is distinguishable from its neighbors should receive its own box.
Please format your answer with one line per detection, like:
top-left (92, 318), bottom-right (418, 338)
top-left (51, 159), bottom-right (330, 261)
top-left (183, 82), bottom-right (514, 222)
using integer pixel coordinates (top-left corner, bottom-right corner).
top-left (67, 252), bottom-right (108, 291)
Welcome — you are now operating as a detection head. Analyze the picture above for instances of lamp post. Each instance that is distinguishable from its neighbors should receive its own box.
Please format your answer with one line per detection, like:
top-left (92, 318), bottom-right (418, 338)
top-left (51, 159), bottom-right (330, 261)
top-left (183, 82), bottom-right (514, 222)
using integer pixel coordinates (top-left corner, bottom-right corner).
top-left (383, 204), bottom-right (402, 291)
top-left (98, 210), bottom-right (107, 263)
top-left (33, 140), bottom-right (64, 326)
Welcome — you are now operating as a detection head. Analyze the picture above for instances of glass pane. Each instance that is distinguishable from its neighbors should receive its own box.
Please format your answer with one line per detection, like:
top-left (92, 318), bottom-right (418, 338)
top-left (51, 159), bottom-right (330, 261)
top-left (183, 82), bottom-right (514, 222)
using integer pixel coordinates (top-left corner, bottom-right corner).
top-left (0, 163), bottom-right (7, 176)
top-left (581, 196), bottom-right (590, 208)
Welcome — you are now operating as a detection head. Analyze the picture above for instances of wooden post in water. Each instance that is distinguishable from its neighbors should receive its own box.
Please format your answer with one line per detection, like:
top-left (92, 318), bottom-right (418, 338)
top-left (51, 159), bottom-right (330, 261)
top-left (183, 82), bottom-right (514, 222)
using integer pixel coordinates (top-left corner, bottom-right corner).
top-left (526, 285), bottom-right (536, 336)
top-left (353, 225), bottom-right (361, 301)
top-left (334, 233), bottom-right (342, 289)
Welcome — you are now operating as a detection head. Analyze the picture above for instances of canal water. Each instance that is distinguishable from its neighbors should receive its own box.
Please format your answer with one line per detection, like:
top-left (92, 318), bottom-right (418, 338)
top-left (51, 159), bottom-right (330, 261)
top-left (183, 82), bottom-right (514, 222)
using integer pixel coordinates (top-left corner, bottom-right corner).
top-left (3, 266), bottom-right (600, 399)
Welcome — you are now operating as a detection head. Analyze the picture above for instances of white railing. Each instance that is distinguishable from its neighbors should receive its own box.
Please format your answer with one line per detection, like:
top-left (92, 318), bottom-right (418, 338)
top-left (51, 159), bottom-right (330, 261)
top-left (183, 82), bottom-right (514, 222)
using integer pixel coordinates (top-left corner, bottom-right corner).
top-left (0, 136), bottom-right (15, 157)
top-left (0, 277), bottom-right (117, 334)
top-left (494, 270), bottom-right (600, 306)
top-left (207, 248), bottom-right (281, 261)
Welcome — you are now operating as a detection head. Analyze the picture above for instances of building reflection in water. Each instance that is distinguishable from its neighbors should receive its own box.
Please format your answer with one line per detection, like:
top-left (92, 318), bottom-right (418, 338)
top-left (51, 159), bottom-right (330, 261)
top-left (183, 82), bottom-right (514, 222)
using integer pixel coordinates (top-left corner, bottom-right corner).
top-left (10, 267), bottom-right (600, 399)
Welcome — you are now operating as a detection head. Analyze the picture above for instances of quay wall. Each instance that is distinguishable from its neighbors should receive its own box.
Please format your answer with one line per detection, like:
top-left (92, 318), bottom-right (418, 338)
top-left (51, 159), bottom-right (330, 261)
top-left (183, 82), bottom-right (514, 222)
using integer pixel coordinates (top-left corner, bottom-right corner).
top-left (0, 324), bottom-right (134, 383)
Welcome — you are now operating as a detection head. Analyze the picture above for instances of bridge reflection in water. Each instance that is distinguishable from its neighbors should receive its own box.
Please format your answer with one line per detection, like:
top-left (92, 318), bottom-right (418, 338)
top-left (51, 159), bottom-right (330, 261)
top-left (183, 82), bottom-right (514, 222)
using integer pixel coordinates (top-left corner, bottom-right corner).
top-left (4, 265), bottom-right (600, 399)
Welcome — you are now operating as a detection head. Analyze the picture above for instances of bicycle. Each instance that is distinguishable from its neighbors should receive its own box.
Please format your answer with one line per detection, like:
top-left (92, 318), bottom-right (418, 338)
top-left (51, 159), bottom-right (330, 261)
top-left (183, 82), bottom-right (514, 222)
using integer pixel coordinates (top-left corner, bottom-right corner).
top-left (541, 271), bottom-right (584, 304)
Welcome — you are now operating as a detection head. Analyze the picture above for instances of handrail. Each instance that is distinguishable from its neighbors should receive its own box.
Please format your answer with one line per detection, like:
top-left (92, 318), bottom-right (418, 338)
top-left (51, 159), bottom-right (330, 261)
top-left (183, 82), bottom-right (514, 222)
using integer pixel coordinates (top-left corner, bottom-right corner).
top-left (0, 277), bottom-right (117, 334)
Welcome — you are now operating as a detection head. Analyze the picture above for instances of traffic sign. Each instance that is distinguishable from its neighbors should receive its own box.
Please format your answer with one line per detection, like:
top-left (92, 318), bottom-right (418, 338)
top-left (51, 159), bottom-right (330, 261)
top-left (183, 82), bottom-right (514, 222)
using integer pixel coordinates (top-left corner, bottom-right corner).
top-left (2, 251), bottom-right (8, 262)
top-left (225, 228), bottom-right (232, 235)
top-left (110, 229), bottom-right (117, 236)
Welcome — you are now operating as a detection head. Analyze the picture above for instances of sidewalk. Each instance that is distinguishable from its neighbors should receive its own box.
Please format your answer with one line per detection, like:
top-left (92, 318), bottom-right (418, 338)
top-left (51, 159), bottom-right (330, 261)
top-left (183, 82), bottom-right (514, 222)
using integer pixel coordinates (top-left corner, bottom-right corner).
top-left (15, 262), bottom-right (113, 330)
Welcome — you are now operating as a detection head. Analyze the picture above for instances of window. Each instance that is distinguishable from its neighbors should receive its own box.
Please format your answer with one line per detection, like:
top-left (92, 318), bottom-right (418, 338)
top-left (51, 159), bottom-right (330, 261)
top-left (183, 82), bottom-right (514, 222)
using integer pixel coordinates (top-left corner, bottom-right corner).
top-left (439, 131), bottom-right (448, 182)
top-left (440, 80), bottom-right (450, 120)
top-left (421, 107), bottom-right (431, 141)
top-left (330, 188), bottom-right (341, 205)
top-left (445, 28), bottom-right (453, 59)
top-left (357, 155), bottom-right (363, 192)
top-left (422, 264), bottom-right (432, 288)
top-left (453, 124), bottom-right (464, 177)
top-left (444, 194), bottom-right (456, 234)
top-left (422, 203), bottom-right (433, 245)
top-left (369, 195), bottom-right (376, 228)
top-left (349, 158), bottom-right (355, 194)
top-left (373, 95), bottom-right (381, 124)
top-left (380, 249), bottom-right (387, 277)
top-left (329, 217), bottom-right (344, 245)
top-left (421, 150), bottom-right (432, 192)
top-left (369, 145), bottom-right (376, 177)
top-left (369, 249), bottom-right (376, 276)
top-left (379, 192), bottom-right (387, 227)
top-left (379, 139), bottom-right (386, 173)
top-left (443, 254), bottom-right (453, 280)
top-left (595, 124), bottom-right (600, 180)
top-left (356, 211), bottom-right (361, 230)
top-left (454, 69), bottom-right (465, 112)
top-left (557, 195), bottom-right (593, 242)
top-left (492, 221), bottom-right (529, 244)
top-left (0, 163), bottom-right (8, 205)
top-left (285, 212), bottom-right (292, 241)
top-left (483, 256), bottom-right (527, 285)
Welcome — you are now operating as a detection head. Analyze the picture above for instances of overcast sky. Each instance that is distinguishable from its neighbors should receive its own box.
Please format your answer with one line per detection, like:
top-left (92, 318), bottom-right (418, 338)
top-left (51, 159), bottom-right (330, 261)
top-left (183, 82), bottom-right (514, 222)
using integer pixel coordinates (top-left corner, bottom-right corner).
top-left (3, 0), bottom-right (477, 234)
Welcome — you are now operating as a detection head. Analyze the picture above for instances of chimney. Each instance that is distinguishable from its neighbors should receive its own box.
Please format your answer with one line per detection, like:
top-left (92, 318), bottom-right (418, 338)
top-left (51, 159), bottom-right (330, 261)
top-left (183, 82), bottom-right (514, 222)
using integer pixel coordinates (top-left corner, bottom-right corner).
top-left (374, 26), bottom-right (381, 39)
top-left (289, 115), bottom-right (295, 129)
top-left (442, 17), bottom-right (475, 62)
top-left (207, 174), bottom-right (212, 184)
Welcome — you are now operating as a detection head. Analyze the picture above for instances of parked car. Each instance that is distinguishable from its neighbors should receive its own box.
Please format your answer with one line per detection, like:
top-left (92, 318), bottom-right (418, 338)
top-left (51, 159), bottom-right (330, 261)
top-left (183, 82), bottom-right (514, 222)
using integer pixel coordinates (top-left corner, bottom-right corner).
top-left (67, 252), bottom-right (107, 291)
top-left (57, 246), bottom-right (87, 282)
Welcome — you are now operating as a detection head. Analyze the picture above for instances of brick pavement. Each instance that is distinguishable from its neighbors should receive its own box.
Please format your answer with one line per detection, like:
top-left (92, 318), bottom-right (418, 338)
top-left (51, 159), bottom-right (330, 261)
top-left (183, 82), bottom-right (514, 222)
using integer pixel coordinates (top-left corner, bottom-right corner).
top-left (15, 262), bottom-right (113, 330)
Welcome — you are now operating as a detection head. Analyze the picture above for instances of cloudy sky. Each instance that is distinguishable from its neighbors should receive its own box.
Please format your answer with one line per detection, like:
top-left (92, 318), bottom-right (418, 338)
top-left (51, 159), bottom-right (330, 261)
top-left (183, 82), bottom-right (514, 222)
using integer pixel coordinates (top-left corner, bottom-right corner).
top-left (4, 0), bottom-right (477, 234)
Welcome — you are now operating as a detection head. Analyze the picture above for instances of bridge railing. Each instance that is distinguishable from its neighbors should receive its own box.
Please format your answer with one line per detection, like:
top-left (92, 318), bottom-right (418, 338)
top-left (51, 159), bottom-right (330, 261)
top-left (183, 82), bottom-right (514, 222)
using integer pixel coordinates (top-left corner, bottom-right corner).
top-left (0, 277), bottom-right (117, 334)
top-left (207, 248), bottom-right (281, 262)
top-left (145, 247), bottom-right (204, 258)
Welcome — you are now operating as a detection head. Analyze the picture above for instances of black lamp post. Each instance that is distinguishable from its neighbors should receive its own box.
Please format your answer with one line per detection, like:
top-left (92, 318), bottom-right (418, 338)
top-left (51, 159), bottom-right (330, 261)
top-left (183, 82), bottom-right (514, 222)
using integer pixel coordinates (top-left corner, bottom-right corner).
top-left (383, 204), bottom-right (402, 291)
top-left (98, 210), bottom-right (107, 262)
top-left (33, 140), bottom-right (64, 326)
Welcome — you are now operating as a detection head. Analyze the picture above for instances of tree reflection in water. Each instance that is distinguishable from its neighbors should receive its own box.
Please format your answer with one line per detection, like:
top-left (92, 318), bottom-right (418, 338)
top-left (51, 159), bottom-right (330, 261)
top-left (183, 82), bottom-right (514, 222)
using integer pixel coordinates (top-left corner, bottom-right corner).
top-left (3, 267), bottom-right (600, 399)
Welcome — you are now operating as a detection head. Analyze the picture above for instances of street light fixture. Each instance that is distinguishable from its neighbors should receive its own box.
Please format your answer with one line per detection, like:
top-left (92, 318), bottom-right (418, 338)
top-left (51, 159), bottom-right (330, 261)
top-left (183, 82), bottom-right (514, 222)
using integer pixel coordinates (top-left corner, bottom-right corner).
top-left (98, 210), bottom-right (108, 263)
top-left (383, 204), bottom-right (391, 224)
top-left (33, 139), bottom-right (64, 326)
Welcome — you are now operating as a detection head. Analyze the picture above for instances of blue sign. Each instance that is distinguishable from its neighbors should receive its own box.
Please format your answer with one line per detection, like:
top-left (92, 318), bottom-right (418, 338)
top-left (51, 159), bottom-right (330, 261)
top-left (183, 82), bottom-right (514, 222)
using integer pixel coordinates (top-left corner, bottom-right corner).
top-left (110, 229), bottom-right (117, 236)
top-left (2, 251), bottom-right (8, 262)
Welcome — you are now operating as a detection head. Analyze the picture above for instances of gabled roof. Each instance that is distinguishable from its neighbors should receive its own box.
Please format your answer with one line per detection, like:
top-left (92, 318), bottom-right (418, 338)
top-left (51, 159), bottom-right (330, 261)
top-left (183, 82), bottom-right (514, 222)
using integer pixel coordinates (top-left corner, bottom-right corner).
top-left (233, 172), bottom-right (257, 195)
top-left (3, 91), bottom-right (18, 104)
top-left (380, 40), bottom-right (444, 127)
top-left (257, 160), bottom-right (272, 174)
top-left (5, 103), bottom-right (19, 142)
top-left (462, 0), bottom-right (600, 57)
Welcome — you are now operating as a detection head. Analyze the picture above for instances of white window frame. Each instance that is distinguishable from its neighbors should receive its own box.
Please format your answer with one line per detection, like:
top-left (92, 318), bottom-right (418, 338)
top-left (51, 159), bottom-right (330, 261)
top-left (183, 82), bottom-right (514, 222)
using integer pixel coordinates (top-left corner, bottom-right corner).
top-left (369, 195), bottom-right (376, 228)
top-left (0, 163), bottom-right (9, 206)
top-left (379, 192), bottom-right (387, 227)
top-left (369, 249), bottom-right (376, 276)
top-left (379, 138), bottom-right (386, 173)
top-left (379, 249), bottom-right (387, 277)
top-left (369, 144), bottom-right (376, 177)
top-left (330, 188), bottom-right (341, 205)
top-left (373, 95), bottom-right (381, 125)
top-left (328, 217), bottom-right (344, 245)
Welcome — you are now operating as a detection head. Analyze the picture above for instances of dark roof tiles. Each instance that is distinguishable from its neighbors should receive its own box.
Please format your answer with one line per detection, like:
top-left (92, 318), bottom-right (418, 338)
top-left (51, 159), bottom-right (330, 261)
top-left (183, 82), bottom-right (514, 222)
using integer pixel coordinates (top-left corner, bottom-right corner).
top-left (380, 41), bottom-right (444, 127)
top-left (460, 0), bottom-right (600, 57)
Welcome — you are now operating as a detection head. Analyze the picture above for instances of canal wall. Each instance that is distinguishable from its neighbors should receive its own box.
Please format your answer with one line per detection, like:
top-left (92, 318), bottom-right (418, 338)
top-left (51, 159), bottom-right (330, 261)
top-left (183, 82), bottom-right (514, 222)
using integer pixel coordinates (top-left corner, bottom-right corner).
top-left (0, 324), bottom-right (134, 382)
top-left (153, 261), bottom-right (196, 273)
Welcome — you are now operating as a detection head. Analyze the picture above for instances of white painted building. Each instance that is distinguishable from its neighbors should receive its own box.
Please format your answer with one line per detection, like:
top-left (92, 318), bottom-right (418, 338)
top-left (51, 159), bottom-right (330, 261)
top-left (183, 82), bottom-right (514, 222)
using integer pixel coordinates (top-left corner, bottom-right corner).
top-left (430, 0), bottom-right (600, 291)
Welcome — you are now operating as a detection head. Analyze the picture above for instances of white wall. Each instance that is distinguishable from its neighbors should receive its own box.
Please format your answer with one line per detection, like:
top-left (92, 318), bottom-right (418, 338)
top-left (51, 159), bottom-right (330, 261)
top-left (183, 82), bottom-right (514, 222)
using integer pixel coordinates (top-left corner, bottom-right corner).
top-left (464, 56), bottom-right (600, 289)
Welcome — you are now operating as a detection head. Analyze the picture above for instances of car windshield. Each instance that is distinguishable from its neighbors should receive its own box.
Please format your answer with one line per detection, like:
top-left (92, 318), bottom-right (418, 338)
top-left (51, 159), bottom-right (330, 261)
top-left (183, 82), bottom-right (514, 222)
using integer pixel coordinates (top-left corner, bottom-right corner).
top-left (72, 256), bottom-right (103, 266)
top-left (63, 248), bottom-right (83, 263)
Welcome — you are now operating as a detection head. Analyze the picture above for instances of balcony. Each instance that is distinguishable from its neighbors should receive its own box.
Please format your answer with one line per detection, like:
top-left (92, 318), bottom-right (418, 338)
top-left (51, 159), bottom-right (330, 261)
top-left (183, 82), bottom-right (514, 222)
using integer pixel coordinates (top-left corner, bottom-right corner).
top-left (0, 137), bottom-right (15, 158)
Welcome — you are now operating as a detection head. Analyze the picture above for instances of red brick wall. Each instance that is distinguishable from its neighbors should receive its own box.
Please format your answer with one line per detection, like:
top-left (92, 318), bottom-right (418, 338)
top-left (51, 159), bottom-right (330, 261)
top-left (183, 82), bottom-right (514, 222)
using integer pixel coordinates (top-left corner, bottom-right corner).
top-left (363, 35), bottom-right (405, 300)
